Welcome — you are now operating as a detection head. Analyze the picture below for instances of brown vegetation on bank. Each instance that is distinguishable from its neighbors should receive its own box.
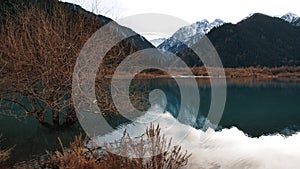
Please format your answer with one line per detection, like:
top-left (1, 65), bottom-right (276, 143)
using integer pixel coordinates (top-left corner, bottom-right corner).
top-left (42, 124), bottom-right (191, 169)
top-left (114, 66), bottom-right (300, 80)
top-left (0, 136), bottom-right (12, 164)
top-left (224, 66), bottom-right (300, 79)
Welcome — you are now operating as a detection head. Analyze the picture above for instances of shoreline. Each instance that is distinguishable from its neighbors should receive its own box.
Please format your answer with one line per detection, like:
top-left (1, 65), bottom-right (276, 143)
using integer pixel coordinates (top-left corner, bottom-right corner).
top-left (102, 66), bottom-right (300, 83)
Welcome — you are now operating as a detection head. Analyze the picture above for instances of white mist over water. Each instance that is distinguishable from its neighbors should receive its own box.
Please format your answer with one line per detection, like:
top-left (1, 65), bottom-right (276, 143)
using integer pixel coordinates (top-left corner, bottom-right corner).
top-left (94, 106), bottom-right (300, 169)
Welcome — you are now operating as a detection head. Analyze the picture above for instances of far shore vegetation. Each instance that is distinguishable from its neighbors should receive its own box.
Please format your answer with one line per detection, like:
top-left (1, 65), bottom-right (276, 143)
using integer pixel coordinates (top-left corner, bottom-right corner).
top-left (106, 66), bottom-right (300, 81)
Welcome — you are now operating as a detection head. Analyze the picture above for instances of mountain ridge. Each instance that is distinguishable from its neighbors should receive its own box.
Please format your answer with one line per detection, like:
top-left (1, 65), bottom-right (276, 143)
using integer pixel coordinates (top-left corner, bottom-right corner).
top-left (281, 12), bottom-right (300, 26)
top-left (155, 12), bottom-right (300, 49)
top-left (175, 13), bottom-right (300, 67)
top-left (157, 19), bottom-right (224, 54)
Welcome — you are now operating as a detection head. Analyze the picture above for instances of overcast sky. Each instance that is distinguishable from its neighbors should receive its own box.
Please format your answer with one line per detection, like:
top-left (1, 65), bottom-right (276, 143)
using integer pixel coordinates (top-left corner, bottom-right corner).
top-left (61, 0), bottom-right (299, 22)
top-left (60, 0), bottom-right (300, 39)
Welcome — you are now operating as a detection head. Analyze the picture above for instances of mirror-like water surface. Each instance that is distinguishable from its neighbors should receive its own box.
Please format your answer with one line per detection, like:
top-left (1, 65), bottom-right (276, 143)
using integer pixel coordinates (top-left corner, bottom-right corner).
top-left (1, 78), bottom-right (300, 164)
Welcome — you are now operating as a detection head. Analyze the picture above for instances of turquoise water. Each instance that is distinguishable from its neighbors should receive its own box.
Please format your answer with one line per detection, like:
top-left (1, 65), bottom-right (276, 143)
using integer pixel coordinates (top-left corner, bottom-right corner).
top-left (142, 79), bottom-right (300, 136)
top-left (1, 79), bottom-right (300, 163)
top-left (0, 114), bottom-right (83, 164)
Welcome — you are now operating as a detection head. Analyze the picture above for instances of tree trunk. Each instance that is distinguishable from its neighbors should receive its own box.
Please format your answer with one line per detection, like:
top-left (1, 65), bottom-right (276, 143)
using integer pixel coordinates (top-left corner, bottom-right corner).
top-left (52, 110), bottom-right (59, 128)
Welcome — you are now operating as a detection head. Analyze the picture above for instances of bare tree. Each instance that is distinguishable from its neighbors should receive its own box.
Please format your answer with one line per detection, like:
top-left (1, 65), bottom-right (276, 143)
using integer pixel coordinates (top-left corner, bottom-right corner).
top-left (0, 2), bottom-right (103, 129)
top-left (0, 1), bottom-right (148, 129)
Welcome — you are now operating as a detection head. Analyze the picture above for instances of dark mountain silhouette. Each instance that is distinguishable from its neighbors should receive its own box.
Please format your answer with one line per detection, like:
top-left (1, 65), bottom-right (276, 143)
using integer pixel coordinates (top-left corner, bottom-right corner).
top-left (177, 13), bottom-right (300, 67)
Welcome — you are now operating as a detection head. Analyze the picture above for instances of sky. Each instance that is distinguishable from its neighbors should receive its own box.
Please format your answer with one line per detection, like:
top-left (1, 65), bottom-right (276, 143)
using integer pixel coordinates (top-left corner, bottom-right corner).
top-left (60, 0), bottom-right (300, 23)
top-left (60, 0), bottom-right (300, 39)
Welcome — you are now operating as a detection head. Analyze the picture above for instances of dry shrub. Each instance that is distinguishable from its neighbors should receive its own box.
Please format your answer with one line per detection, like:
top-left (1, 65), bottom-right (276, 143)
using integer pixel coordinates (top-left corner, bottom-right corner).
top-left (44, 124), bottom-right (191, 169)
top-left (0, 136), bottom-right (12, 163)
top-left (0, 1), bottom-right (104, 129)
top-left (0, 148), bottom-right (10, 163)
top-left (0, 0), bottom-right (147, 129)
top-left (42, 134), bottom-right (102, 169)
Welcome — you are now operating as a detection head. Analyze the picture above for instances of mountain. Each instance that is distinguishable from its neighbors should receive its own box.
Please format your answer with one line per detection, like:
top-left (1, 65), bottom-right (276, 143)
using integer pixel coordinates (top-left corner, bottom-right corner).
top-left (177, 13), bottom-right (300, 67)
top-left (1, 0), bottom-right (154, 43)
top-left (149, 38), bottom-right (167, 47)
top-left (281, 13), bottom-right (300, 26)
top-left (0, 0), bottom-right (155, 75)
top-left (157, 19), bottom-right (224, 54)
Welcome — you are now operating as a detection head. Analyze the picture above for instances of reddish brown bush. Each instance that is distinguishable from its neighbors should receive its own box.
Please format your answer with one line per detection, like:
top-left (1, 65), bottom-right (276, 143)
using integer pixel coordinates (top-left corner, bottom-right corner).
top-left (0, 1), bottom-right (104, 129)
top-left (0, 1), bottom-right (144, 129)
top-left (0, 136), bottom-right (12, 163)
top-left (44, 124), bottom-right (191, 169)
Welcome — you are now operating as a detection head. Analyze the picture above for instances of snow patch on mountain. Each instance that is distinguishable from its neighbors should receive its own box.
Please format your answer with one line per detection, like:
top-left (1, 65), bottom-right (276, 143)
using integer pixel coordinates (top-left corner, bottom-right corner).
top-left (150, 38), bottom-right (167, 47)
top-left (158, 19), bottom-right (224, 53)
top-left (281, 13), bottom-right (300, 26)
top-left (281, 13), bottom-right (299, 23)
top-left (171, 19), bottom-right (223, 44)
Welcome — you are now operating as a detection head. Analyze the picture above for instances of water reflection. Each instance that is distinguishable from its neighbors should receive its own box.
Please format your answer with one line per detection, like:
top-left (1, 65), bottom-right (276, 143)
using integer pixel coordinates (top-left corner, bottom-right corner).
top-left (1, 78), bottom-right (300, 163)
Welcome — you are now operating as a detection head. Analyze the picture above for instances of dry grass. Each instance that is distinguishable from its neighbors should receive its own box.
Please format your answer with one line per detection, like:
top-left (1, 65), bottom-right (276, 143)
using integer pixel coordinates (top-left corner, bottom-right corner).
top-left (125, 66), bottom-right (300, 80)
top-left (43, 124), bottom-right (191, 169)
top-left (0, 149), bottom-right (10, 163)
top-left (0, 136), bottom-right (12, 163)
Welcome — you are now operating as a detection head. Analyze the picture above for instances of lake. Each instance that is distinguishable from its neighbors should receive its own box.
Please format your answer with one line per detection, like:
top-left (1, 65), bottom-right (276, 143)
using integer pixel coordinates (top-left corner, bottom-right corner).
top-left (1, 78), bottom-right (300, 164)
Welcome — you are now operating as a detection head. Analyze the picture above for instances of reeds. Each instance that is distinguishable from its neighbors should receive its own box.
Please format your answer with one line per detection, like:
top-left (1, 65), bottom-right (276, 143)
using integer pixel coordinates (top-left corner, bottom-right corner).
top-left (43, 124), bottom-right (191, 169)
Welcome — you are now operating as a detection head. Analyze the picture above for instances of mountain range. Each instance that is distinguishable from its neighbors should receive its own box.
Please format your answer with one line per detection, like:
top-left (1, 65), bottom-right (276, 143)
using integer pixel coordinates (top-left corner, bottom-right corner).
top-left (153, 13), bottom-right (300, 67)
top-left (1, 0), bottom-right (300, 68)
top-left (155, 13), bottom-right (300, 52)
top-left (157, 19), bottom-right (224, 53)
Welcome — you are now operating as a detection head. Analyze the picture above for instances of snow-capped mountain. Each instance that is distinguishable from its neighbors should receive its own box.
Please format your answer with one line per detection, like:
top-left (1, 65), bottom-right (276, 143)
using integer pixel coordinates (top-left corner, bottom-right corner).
top-left (281, 13), bottom-right (300, 26)
top-left (155, 12), bottom-right (300, 56)
top-left (281, 13), bottom-right (298, 23)
top-left (149, 38), bottom-right (167, 47)
top-left (158, 19), bottom-right (224, 53)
